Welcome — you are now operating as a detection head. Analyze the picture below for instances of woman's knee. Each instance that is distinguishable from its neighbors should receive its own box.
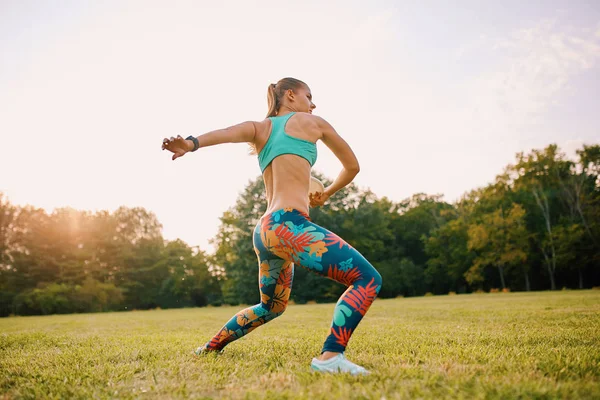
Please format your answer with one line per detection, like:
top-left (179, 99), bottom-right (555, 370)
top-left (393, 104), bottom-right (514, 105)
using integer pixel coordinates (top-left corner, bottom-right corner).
top-left (361, 263), bottom-right (382, 293)
top-left (258, 303), bottom-right (288, 320)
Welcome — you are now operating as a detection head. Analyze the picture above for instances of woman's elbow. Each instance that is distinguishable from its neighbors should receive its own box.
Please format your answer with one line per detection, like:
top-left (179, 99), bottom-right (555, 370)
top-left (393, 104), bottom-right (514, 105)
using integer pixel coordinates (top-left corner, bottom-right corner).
top-left (347, 164), bottom-right (360, 175)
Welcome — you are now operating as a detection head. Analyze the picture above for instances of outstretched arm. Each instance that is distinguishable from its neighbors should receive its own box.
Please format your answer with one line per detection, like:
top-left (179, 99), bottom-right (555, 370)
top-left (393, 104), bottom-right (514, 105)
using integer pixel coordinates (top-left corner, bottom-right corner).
top-left (162, 121), bottom-right (258, 160)
top-left (194, 121), bottom-right (258, 148)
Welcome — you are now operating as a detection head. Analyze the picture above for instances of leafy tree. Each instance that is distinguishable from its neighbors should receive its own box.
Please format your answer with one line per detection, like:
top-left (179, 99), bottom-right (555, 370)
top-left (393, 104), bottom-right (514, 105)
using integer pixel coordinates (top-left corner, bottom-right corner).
top-left (424, 209), bottom-right (474, 294)
top-left (553, 223), bottom-right (585, 289)
top-left (212, 177), bottom-right (267, 305)
top-left (510, 145), bottom-right (569, 290)
top-left (467, 204), bottom-right (529, 290)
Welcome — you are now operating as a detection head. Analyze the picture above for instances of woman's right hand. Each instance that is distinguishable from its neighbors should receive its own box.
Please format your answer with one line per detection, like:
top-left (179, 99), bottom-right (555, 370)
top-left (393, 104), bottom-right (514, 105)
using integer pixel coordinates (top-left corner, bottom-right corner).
top-left (162, 135), bottom-right (192, 160)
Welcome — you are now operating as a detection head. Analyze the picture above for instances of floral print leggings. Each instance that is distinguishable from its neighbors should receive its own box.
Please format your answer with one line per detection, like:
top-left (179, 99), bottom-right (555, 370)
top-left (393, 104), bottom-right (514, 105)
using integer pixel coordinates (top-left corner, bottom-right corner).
top-left (202, 208), bottom-right (382, 354)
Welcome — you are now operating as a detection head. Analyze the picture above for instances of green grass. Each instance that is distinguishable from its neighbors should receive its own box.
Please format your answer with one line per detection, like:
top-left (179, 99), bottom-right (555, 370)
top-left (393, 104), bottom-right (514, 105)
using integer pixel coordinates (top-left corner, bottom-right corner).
top-left (1, 291), bottom-right (599, 399)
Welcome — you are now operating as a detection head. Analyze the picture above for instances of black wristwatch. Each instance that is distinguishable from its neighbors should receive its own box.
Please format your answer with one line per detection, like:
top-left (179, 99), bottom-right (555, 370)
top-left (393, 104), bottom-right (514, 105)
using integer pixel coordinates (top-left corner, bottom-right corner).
top-left (186, 135), bottom-right (200, 152)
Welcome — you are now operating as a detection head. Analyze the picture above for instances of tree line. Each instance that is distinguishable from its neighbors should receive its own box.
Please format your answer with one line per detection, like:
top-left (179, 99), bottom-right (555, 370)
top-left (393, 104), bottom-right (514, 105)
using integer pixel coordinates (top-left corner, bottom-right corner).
top-left (1, 143), bottom-right (598, 316)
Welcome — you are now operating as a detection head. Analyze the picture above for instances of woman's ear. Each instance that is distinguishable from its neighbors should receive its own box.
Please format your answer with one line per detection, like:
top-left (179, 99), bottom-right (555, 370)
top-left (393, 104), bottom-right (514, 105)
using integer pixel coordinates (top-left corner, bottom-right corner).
top-left (285, 88), bottom-right (295, 101)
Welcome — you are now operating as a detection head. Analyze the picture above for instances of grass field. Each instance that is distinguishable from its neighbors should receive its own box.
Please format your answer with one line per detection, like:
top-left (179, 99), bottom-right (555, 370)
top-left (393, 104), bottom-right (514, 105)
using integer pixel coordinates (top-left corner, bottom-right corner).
top-left (1, 290), bottom-right (599, 399)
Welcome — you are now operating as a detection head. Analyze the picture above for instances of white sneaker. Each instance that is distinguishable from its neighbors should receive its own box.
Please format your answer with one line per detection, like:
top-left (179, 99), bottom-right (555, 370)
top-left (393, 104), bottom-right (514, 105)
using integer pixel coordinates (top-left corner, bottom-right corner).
top-left (310, 354), bottom-right (370, 376)
top-left (193, 346), bottom-right (223, 356)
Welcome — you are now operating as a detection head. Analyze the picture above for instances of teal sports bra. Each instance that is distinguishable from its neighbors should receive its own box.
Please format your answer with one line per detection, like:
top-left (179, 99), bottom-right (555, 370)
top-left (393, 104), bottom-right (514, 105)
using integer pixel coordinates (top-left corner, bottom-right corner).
top-left (258, 112), bottom-right (317, 172)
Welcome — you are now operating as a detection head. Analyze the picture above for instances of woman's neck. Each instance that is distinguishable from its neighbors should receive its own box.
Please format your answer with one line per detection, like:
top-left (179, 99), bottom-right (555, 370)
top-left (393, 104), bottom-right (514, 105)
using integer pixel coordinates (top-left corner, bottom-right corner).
top-left (276, 105), bottom-right (295, 116)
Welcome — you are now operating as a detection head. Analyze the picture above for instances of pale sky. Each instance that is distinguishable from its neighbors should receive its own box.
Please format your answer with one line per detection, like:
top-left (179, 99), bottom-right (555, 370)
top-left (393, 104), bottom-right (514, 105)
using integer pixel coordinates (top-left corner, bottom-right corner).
top-left (1, 0), bottom-right (599, 252)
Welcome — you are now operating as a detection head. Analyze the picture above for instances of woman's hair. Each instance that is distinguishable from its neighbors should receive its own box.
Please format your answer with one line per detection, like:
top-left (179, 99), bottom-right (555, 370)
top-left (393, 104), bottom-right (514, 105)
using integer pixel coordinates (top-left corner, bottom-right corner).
top-left (266, 77), bottom-right (308, 117)
top-left (249, 77), bottom-right (308, 154)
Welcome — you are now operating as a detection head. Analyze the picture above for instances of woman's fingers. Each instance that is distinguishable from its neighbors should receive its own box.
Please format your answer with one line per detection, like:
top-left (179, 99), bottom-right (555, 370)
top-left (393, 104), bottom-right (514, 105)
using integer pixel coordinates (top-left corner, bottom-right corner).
top-left (162, 136), bottom-right (188, 154)
top-left (309, 197), bottom-right (324, 207)
top-left (309, 192), bottom-right (326, 207)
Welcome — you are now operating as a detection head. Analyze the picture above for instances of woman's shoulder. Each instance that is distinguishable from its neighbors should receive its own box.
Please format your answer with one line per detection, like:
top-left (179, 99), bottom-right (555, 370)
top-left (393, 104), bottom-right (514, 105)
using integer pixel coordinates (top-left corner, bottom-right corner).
top-left (291, 112), bottom-right (327, 127)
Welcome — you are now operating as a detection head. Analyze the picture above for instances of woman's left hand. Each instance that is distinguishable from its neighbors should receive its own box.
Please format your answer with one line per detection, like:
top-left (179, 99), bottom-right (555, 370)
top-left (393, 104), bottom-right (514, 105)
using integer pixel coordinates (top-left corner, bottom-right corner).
top-left (309, 191), bottom-right (330, 208)
top-left (162, 135), bottom-right (192, 160)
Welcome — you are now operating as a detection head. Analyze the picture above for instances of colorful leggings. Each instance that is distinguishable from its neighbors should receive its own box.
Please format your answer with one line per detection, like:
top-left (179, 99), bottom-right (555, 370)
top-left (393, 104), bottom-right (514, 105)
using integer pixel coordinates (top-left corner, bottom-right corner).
top-left (202, 208), bottom-right (382, 354)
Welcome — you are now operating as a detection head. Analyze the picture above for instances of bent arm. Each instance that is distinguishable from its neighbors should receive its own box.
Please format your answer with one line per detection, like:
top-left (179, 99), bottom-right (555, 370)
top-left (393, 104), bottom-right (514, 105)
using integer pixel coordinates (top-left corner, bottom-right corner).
top-left (317, 117), bottom-right (360, 197)
top-left (187, 121), bottom-right (258, 150)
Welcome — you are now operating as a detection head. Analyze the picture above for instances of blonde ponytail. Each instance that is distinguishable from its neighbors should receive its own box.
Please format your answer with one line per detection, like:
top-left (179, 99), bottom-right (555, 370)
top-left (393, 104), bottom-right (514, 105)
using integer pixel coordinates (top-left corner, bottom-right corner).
top-left (266, 83), bottom-right (278, 117)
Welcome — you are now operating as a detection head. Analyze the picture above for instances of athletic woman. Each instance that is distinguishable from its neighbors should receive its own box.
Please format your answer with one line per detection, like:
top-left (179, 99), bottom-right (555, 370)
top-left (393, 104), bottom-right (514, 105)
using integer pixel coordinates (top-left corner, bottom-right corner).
top-left (161, 77), bottom-right (382, 375)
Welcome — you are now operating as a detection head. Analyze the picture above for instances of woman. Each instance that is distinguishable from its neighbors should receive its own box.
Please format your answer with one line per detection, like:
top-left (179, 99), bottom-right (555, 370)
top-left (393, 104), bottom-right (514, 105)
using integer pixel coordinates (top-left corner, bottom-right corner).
top-left (162, 77), bottom-right (382, 375)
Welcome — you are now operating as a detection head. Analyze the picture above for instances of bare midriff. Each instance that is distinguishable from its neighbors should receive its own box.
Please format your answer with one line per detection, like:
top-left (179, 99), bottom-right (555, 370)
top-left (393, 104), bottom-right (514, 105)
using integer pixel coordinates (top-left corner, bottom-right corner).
top-left (262, 154), bottom-right (312, 216)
